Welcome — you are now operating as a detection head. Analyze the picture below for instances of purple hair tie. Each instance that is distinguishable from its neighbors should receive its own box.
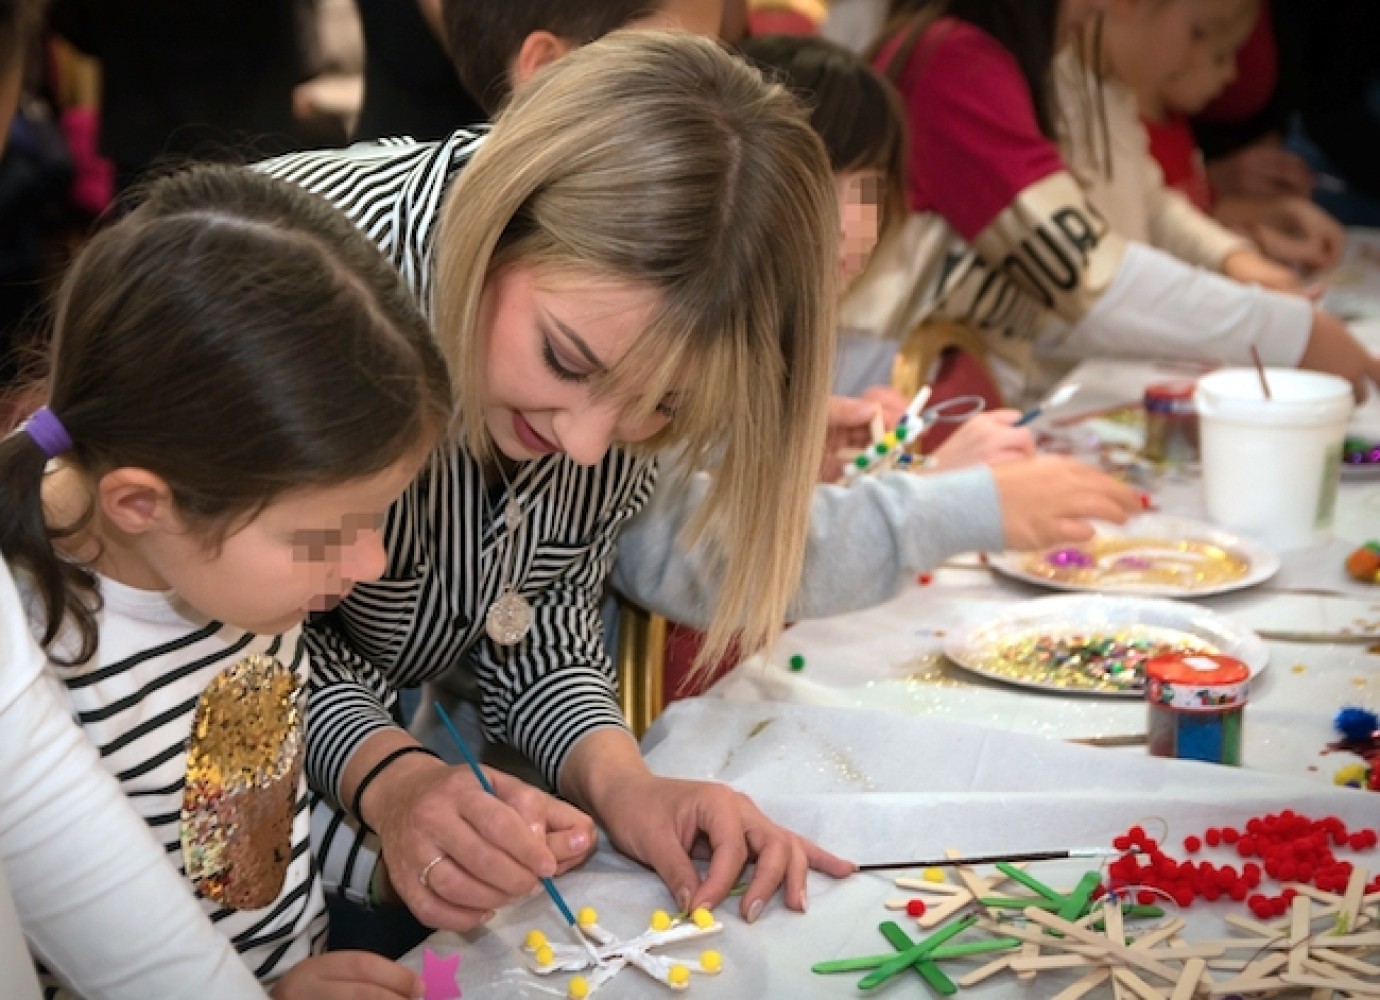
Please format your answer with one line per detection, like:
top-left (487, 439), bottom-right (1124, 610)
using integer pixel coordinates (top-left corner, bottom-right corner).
top-left (23, 406), bottom-right (74, 458)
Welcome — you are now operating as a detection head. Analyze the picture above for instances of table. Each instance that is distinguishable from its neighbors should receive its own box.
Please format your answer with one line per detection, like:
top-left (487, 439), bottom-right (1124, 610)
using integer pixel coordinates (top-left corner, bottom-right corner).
top-left (403, 289), bottom-right (1380, 996)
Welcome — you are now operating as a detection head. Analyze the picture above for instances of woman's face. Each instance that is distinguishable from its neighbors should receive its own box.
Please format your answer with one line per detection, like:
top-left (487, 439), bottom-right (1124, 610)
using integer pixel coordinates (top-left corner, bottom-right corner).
top-left (479, 264), bottom-right (676, 467)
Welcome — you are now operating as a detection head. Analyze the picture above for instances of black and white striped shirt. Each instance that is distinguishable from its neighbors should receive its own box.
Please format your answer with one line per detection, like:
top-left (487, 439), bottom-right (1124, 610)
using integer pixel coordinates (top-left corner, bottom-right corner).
top-left (258, 136), bottom-right (658, 888)
top-left (43, 577), bottom-right (325, 993)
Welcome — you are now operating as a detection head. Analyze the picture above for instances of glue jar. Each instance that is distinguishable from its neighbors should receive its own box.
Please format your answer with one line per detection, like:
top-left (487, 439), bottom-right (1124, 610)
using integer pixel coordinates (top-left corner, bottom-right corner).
top-left (1145, 653), bottom-right (1249, 766)
top-left (1141, 381), bottom-right (1199, 463)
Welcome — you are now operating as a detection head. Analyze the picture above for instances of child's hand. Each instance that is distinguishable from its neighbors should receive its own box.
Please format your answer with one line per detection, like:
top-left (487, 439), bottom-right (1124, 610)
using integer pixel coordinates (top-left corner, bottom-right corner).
top-left (993, 455), bottom-right (1141, 550)
top-left (270, 952), bottom-right (423, 999)
top-left (1222, 247), bottom-right (1301, 293)
top-left (928, 409), bottom-right (1034, 470)
top-left (819, 390), bottom-right (907, 481)
top-left (1254, 197), bottom-right (1346, 273)
top-left (1207, 142), bottom-right (1314, 199)
top-left (1297, 310), bottom-right (1380, 401)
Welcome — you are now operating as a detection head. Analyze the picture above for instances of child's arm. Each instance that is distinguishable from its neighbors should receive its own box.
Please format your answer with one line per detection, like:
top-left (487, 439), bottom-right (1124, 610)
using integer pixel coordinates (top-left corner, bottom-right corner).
top-left (0, 625), bottom-right (267, 996)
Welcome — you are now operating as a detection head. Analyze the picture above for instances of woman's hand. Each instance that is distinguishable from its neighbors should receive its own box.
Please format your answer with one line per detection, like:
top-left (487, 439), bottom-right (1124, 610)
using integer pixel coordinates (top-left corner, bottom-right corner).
top-left (561, 731), bottom-right (854, 922)
top-left (270, 952), bottom-right (422, 1000)
top-left (993, 455), bottom-right (1142, 550)
top-left (928, 409), bottom-right (1034, 470)
top-left (1217, 196), bottom-right (1346, 275)
top-left (352, 736), bottom-right (597, 931)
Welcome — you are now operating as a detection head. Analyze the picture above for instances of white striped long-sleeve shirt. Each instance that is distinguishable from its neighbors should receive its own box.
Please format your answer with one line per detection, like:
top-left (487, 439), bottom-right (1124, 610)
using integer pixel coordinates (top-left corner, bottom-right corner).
top-left (257, 136), bottom-right (658, 895)
top-left (40, 577), bottom-right (325, 992)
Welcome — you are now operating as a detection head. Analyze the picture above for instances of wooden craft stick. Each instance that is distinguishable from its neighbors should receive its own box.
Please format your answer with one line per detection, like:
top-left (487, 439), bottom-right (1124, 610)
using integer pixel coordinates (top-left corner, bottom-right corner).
top-left (1053, 967), bottom-right (1112, 1000)
top-left (1024, 908), bottom-right (1181, 983)
top-left (1341, 866), bottom-right (1369, 932)
top-left (1280, 971), bottom-right (1380, 995)
top-left (1312, 946), bottom-right (1380, 976)
top-left (956, 955), bottom-right (1011, 988)
top-left (1114, 967), bottom-right (1169, 1000)
top-left (1171, 958), bottom-right (1206, 1000)
top-left (1290, 895), bottom-right (1312, 975)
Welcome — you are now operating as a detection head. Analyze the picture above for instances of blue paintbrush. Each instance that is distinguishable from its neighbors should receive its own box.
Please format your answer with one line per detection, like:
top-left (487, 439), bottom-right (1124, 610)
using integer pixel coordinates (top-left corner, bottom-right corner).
top-left (433, 701), bottom-right (601, 964)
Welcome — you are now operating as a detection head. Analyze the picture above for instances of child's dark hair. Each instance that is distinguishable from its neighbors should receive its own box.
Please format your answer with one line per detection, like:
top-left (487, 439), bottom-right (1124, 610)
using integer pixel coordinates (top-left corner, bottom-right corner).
top-left (740, 34), bottom-right (908, 240)
top-left (0, 165), bottom-right (453, 665)
top-left (442, 0), bottom-right (660, 115)
top-left (877, 0), bottom-right (1062, 138)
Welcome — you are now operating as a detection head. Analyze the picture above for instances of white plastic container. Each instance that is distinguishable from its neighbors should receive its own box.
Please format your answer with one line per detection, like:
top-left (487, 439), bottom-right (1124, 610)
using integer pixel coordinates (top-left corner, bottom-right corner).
top-left (1195, 368), bottom-right (1352, 551)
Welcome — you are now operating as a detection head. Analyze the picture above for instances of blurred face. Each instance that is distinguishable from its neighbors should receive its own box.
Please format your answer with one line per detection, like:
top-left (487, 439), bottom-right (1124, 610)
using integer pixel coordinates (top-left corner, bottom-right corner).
top-left (1160, 0), bottom-right (1256, 113)
top-left (479, 264), bottom-right (676, 467)
top-left (1058, 0), bottom-right (1114, 43)
top-left (836, 169), bottom-right (885, 288)
top-left (139, 456), bottom-right (422, 635)
top-left (1105, 0), bottom-right (1247, 93)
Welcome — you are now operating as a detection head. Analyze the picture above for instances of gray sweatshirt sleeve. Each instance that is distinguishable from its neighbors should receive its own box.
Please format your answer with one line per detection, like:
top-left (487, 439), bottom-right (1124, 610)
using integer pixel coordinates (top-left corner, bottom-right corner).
top-left (611, 461), bottom-right (1005, 625)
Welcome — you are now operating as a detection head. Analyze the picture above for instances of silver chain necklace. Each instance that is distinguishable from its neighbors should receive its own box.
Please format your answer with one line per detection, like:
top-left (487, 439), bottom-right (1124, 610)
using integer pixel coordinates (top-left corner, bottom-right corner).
top-left (484, 463), bottom-right (534, 646)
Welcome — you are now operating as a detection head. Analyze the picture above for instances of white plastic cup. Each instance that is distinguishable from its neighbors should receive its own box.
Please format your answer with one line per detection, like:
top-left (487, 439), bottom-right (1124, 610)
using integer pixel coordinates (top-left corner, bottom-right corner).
top-left (1194, 368), bottom-right (1352, 551)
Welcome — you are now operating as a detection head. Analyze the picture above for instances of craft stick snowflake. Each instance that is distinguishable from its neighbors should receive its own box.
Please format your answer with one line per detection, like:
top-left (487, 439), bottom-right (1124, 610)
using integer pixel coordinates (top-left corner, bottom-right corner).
top-left (524, 907), bottom-right (724, 998)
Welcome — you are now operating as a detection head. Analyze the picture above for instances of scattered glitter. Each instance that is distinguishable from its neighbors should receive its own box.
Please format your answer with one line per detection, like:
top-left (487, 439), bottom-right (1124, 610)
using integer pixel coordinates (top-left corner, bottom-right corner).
top-left (958, 625), bottom-right (1215, 693)
top-left (1021, 537), bottom-right (1251, 591)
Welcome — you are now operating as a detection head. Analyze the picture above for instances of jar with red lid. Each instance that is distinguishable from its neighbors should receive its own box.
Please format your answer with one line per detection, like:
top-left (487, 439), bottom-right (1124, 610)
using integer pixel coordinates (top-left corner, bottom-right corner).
top-left (1142, 380), bottom-right (1199, 463)
top-left (1145, 653), bottom-right (1249, 765)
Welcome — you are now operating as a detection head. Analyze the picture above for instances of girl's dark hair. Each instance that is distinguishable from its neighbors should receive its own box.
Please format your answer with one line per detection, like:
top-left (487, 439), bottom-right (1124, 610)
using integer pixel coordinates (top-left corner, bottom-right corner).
top-left (0, 165), bottom-right (453, 665)
top-left (877, 0), bottom-right (1063, 138)
top-left (740, 33), bottom-right (908, 239)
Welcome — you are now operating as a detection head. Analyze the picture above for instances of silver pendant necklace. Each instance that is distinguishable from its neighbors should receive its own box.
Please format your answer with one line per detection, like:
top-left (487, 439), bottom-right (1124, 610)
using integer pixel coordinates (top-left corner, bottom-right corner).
top-left (484, 470), bottom-right (534, 647)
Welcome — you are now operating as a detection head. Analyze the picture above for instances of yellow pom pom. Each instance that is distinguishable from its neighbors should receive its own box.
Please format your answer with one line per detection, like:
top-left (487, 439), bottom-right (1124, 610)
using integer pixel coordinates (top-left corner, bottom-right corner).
top-left (1335, 763), bottom-right (1370, 788)
top-left (700, 950), bottom-right (723, 974)
top-left (524, 929), bottom-right (548, 951)
top-left (649, 909), bottom-right (672, 931)
top-left (922, 867), bottom-right (946, 883)
top-left (669, 964), bottom-right (691, 986)
top-left (568, 975), bottom-right (590, 998)
top-left (882, 431), bottom-right (899, 447)
top-left (576, 907), bottom-right (598, 927)
top-left (535, 944), bottom-right (554, 966)
top-left (691, 907), bottom-right (714, 928)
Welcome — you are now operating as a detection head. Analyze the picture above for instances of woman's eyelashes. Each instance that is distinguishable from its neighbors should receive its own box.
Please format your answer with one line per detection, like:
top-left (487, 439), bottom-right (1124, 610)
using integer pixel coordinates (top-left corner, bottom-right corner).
top-left (541, 335), bottom-right (591, 383)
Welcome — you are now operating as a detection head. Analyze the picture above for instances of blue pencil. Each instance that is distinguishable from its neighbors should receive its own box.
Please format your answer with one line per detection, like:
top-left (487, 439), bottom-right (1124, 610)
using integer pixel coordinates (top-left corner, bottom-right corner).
top-left (433, 701), bottom-right (601, 963)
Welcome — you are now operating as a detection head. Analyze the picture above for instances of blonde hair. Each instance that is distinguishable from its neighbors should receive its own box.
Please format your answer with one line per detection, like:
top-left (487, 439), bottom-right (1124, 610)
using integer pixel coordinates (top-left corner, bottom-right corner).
top-left (434, 30), bottom-right (838, 679)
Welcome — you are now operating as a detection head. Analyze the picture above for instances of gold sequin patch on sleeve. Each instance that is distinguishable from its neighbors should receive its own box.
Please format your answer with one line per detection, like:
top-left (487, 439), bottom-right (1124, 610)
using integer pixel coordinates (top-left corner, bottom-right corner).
top-left (180, 653), bottom-right (305, 910)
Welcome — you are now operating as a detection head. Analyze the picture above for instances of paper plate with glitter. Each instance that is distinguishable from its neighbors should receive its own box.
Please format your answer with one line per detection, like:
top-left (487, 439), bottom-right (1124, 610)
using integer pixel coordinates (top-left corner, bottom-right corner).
top-left (988, 515), bottom-right (1278, 597)
top-left (1341, 417), bottom-right (1380, 481)
top-left (944, 594), bottom-right (1268, 697)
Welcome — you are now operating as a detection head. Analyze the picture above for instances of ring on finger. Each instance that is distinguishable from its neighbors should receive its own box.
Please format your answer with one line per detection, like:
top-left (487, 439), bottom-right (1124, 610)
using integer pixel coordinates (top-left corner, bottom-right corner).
top-left (419, 853), bottom-right (447, 891)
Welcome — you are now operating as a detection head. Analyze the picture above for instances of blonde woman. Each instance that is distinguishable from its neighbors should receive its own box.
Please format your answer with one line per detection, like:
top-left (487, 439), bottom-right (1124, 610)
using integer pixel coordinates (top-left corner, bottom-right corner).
top-left (259, 31), bottom-right (854, 934)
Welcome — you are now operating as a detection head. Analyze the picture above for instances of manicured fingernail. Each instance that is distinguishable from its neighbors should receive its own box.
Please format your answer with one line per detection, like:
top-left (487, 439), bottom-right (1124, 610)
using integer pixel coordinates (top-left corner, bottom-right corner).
top-left (746, 898), bottom-right (764, 923)
top-left (569, 830), bottom-right (589, 852)
top-left (677, 888), bottom-right (692, 913)
top-left (481, 910), bottom-right (495, 923)
top-left (530, 822), bottom-right (544, 837)
top-left (801, 887), bottom-right (809, 913)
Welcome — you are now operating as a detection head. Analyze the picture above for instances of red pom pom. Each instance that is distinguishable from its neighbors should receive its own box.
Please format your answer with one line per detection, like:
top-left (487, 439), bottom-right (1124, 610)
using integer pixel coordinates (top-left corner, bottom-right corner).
top-left (1221, 827), bottom-right (1240, 844)
top-left (1136, 890), bottom-right (1156, 905)
top-left (917, 573), bottom-right (933, 586)
top-left (1183, 835), bottom-right (1202, 853)
top-left (906, 899), bottom-right (926, 917)
top-left (1205, 828), bottom-right (1222, 847)
top-left (1112, 835), bottom-right (1131, 851)
top-left (1172, 887), bottom-right (1194, 907)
